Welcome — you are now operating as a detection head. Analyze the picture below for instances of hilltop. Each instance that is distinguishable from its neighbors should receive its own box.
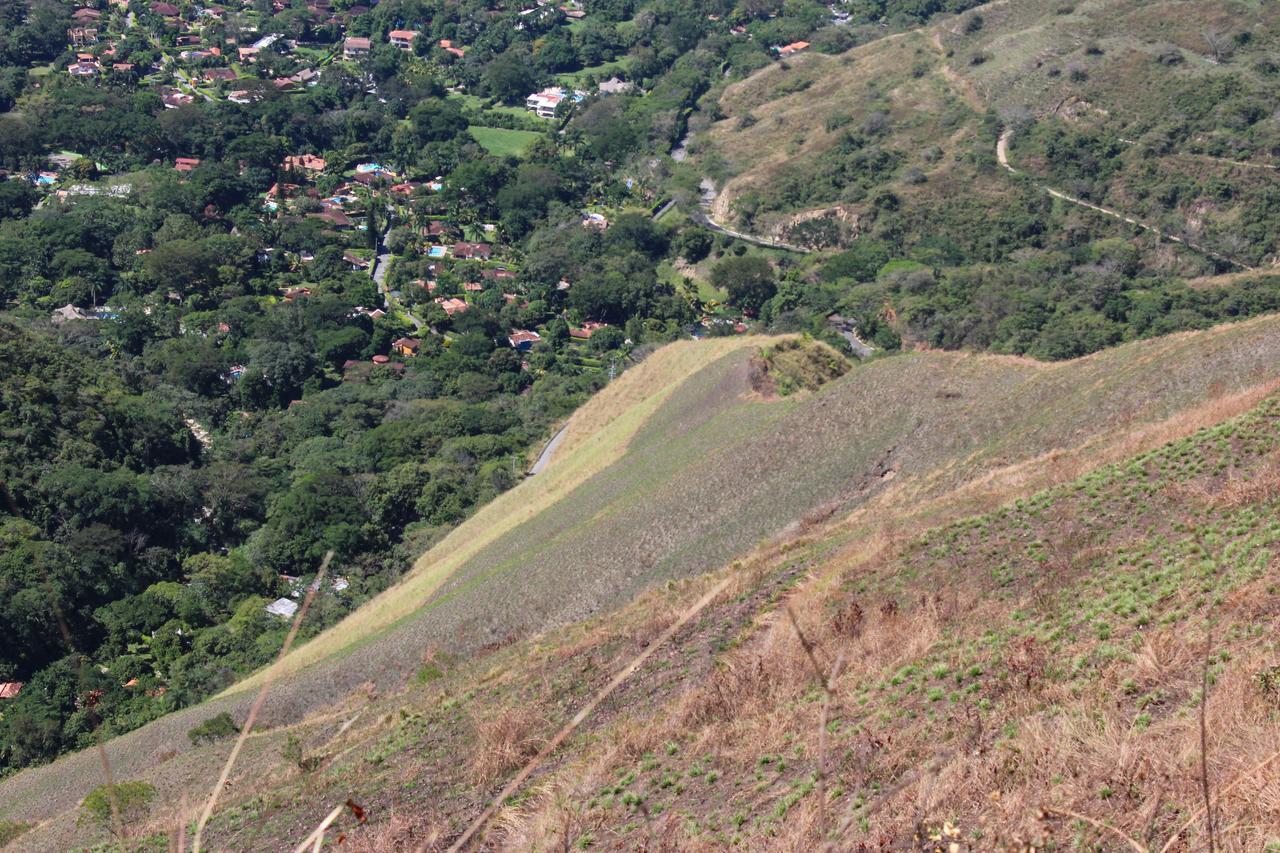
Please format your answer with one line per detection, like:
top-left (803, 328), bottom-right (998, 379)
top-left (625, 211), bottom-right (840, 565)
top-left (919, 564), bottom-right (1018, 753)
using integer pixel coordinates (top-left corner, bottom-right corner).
top-left (6, 314), bottom-right (1280, 849)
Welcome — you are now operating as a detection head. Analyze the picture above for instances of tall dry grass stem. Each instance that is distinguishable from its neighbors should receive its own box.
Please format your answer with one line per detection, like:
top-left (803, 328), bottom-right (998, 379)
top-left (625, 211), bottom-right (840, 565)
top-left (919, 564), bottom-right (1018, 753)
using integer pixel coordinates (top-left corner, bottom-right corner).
top-left (783, 606), bottom-right (843, 846)
top-left (192, 550), bottom-right (333, 853)
top-left (428, 576), bottom-right (732, 853)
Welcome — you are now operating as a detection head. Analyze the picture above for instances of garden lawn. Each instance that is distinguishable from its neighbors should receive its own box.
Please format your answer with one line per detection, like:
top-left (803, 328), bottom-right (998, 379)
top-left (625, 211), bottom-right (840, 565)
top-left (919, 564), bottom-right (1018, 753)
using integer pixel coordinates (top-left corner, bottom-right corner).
top-left (467, 126), bottom-right (543, 157)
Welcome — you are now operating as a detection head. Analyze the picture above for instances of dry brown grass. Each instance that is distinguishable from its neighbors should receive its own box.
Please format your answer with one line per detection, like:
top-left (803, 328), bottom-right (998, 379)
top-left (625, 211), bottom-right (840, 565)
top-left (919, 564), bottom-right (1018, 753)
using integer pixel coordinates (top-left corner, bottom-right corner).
top-left (466, 707), bottom-right (545, 788)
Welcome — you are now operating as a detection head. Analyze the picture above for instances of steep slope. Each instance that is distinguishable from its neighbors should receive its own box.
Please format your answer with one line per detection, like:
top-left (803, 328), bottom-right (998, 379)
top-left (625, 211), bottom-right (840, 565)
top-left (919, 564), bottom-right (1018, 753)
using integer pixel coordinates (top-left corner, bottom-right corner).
top-left (8, 315), bottom-right (1280, 849)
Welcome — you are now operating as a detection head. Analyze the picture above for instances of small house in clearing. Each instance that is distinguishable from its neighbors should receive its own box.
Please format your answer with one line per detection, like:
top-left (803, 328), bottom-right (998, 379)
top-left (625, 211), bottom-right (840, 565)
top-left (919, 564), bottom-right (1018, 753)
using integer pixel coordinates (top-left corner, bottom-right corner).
top-left (436, 297), bottom-right (468, 316)
top-left (570, 321), bottom-right (608, 340)
top-left (0, 682), bottom-right (24, 699)
top-left (392, 337), bottom-right (421, 357)
top-left (508, 329), bottom-right (541, 351)
top-left (343, 36), bottom-right (371, 59)
top-left (388, 29), bottom-right (418, 50)
top-left (453, 241), bottom-right (491, 260)
top-left (265, 598), bottom-right (299, 619)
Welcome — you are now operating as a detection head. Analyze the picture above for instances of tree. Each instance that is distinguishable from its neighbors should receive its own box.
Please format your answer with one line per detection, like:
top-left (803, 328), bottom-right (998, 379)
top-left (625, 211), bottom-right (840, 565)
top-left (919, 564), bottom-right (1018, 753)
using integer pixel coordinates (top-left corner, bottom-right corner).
top-left (409, 99), bottom-right (468, 144)
top-left (709, 255), bottom-right (776, 314)
top-left (485, 48), bottom-right (539, 104)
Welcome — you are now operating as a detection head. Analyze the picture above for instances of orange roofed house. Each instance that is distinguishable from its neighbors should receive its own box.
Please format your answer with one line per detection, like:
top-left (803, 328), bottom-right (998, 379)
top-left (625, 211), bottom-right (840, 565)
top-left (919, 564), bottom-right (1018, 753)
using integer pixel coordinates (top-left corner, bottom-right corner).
top-left (388, 29), bottom-right (418, 50)
top-left (343, 36), bottom-right (371, 59)
top-left (392, 337), bottom-right (421, 356)
top-left (436, 297), bottom-right (468, 316)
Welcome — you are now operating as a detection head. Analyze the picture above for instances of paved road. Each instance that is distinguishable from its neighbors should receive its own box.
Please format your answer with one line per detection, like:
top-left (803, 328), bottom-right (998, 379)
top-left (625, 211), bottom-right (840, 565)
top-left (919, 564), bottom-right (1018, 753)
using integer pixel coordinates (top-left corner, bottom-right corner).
top-left (369, 243), bottom-right (424, 331)
top-left (997, 130), bottom-right (1253, 271)
top-left (529, 425), bottom-right (568, 475)
top-left (371, 250), bottom-right (392, 297)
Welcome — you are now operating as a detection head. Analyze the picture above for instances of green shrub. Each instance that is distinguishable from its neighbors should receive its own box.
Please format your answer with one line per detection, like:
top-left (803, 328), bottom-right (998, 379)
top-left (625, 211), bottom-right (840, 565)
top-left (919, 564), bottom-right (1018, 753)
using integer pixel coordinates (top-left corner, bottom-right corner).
top-left (188, 712), bottom-right (240, 745)
top-left (81, 781), bottom-right (157, 832)
top-left (0, 820), bottom-right (33, 847)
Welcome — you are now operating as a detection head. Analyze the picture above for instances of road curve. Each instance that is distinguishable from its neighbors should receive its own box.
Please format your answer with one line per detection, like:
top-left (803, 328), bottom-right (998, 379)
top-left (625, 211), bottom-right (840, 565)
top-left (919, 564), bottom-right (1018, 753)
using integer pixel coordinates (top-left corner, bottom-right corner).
top-left (529, 425), bottom-right (568, 475)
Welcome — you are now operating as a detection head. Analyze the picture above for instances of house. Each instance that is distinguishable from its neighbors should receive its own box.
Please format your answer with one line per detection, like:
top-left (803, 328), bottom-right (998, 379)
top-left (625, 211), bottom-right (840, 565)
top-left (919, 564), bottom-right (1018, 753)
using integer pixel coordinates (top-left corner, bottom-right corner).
top-left (282, 286), bottom-right (312, 301)
top-left (581, 211), bottom-right (608, 230)
top-left (570, 321), bottom-right (607, 340)
top-left (0, 682), bottom-right (22, 700)
top-left (112, 62), bottom-right (135, 74)
top-left (392, 337), bottom-right (421, 357)
top-left (481, 267), bottom-right (515, 281)
top-left (388, 29), bottom-right (418, 50)
top-left (161, 90), bottom-right (195, 108)
top-left (284, 153), bottom-right (326, 173)
top-left (266, 597), bottom-right (299, 619)
top-left (68, 27), bottom-right (99, 45)
top-left (174, 157), bottom-right (201, 172)
top-left (597, 76), bottom-right (633, 94)
top-left (68, 60), bottom-right (100, 77)
top-left (203, 67), bottom-right (237, 83)
top-left (438, 39), bottom-right (465, 57)
top-left (238, 46), bottom-right (259, 61)
top-left (525, 86), bottom-right (585, 118)
top-left (175, 33), bottom-right (201, 46)
top-left (776, 40), bottom-right (809, 58)
top-left (311, 207), bottom-right (352, 228)
top-left (72, 7), bottom-right (103, 23)
top-left (508, 329), bottom-right (541, 351)
top-left (525, 87), bottom-right (565, 118)
top-left (51, 304), bottom-right (93, 324)
top-left (463, 281), bottom-right (483, 292)
top-left (343, 36), bottom-right (371, 59)
top-left (436, 297), bottom-right (468, 316)
top-left (227, 89), bottom-right (255, 104)
top-left (343, 251), bottom-right (370, 269)
top-left (272, 77), bottom-right (295, 90)
top-left (150, 1), bottom-right (180, 15)
top-left (424, 219), bottom-right (455, 240)
top-left (453, 241), bottom-right (491, 260)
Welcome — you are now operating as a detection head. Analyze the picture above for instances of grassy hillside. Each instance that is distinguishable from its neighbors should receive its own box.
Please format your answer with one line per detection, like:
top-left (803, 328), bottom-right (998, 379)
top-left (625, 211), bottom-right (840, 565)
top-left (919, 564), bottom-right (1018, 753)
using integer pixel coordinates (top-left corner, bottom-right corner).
top-left (699, 0), bottom-right (1280, 270)
top-left (8, 315), bottom-right (1280, 849)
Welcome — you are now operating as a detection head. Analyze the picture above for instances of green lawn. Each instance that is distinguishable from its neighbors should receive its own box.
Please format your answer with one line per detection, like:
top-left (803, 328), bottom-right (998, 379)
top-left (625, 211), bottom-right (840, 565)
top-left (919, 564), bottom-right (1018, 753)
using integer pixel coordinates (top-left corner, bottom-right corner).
top-left (555, 56), bottom-right (633, 88)
top-left (467, 125), bottom-right (543, 157)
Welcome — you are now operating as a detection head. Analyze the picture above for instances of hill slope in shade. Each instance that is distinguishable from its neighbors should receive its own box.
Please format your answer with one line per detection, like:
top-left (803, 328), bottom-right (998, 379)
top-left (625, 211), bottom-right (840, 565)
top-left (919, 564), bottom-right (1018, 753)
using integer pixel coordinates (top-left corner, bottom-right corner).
top-left (7, 316), bottom-right (1280, 848)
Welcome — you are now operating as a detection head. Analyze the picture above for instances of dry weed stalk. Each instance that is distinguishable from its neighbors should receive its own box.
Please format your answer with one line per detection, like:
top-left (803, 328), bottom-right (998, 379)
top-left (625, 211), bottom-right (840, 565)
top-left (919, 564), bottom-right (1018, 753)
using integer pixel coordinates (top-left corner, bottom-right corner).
top-left (192, 550), bottom-right (333, 853)
top-left (783, 606), bottom-right (844, 847)
top-left (422, 576), bottom-right (731, 853)
top-left (1198, 625), bottom-right (1217, 853)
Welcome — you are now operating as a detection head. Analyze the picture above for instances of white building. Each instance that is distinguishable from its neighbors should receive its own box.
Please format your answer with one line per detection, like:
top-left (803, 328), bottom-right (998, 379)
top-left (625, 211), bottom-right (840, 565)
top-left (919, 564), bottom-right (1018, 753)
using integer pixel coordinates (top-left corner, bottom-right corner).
top-left (524, 87), bottom-right (584, 118)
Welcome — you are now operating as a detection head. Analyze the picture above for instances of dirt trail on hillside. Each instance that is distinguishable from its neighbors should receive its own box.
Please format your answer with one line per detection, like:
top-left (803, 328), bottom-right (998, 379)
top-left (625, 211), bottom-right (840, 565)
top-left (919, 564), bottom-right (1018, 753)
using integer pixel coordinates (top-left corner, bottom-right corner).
top-left (929, 30), bottom-right (985, 111)
top-left (997, 130), bottom-right (1254, 271)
